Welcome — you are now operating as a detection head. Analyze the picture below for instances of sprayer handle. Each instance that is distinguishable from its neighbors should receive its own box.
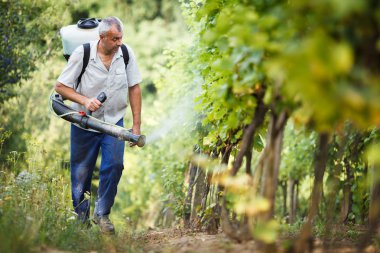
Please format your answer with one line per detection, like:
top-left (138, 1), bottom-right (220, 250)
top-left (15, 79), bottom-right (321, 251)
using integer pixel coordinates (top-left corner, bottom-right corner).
top-left (97, 92), bottom-right (107, 103)
top-left (87, 92), bottom-right (107, 116)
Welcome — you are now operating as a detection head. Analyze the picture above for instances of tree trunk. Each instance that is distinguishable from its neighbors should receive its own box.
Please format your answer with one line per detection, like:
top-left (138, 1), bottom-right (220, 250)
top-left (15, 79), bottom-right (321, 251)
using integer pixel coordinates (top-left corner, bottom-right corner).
top-left (369, 163), bottom-right (380, 226)
top-left (200, 173), bottom-right (211, 213)
top-left (155, 0), bottom-right (162, 18)
top-left (256, 110), bottom-right (287, 253)
top-left (206, 146), bottom-right (232, 234)
top-left (324, 147), bottom-right (343, 252)
top-left (357, 162), bottom-right (380, 252)
top-left (221, 87), bottom-right (267, 242)
top-left (246, 143), bottom-right (253, 175)
top-left (309, 133), bottom-right (329, 217)
top-left (260, 110), bottom-right (288, 220)
top-left (232, 87), bottom-right (267, 176)
top-left (184, 162), bottom-right (198, 228)
top-left (191, 166), bottom-right (207, 229)
top-left (341, 158), bottom-right (354, 224)
top-left (292, 132), bottom-right (329, 253)
top-left (220, 198), bottom-right (252, 242)
top-left (361, 161), bottom-right (369, 224)
top-left (295, 181), bottom-right (299, 220)
top-left (288, 179), bottom-right (298, 224)
top-left (280, 180), bottom-right (287, 218)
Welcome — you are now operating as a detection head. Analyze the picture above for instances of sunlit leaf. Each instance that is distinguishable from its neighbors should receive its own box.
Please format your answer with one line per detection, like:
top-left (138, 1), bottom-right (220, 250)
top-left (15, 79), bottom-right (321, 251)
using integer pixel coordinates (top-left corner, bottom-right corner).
top-left (332, 43), bottom-right (353, 74)
top-left (366, 142), bottom-right (380, 165)
top-left (253, 220), bottom-right (280, 244)
top-left (235, 196), bottom-right (270, 216)
top-left (211, 173), bottom-right (251, 193)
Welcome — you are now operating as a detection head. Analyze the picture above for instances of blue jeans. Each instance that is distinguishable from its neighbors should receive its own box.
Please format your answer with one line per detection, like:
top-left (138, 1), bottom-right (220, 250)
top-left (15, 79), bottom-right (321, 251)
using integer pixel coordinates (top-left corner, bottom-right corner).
top-left (70, 118), bottom-right (125, 222)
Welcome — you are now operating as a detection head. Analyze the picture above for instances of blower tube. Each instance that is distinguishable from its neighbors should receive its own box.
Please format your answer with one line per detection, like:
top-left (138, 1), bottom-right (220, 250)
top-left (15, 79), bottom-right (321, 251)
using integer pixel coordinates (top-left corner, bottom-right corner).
top-left (50, 94), bottom-right (145, 147)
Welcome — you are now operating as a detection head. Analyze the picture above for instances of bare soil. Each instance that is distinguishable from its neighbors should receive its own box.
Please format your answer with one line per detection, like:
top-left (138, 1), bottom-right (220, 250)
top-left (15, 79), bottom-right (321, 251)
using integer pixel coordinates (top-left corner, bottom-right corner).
top-left (39, 226), bottom-right (380, 253)
top-left (141, 228), bottom-right (380, 253)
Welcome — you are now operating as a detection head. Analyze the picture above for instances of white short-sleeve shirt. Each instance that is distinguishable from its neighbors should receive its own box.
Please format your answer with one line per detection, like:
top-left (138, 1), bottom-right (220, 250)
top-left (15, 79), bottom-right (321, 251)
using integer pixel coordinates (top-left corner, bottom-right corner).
top-left (57, 40), bottom-right (142, 127)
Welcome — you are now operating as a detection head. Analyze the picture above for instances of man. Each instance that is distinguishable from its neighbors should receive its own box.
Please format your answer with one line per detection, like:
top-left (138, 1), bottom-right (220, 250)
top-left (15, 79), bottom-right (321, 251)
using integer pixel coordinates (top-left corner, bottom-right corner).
top-left (55, 16), bottom-right (142, 234)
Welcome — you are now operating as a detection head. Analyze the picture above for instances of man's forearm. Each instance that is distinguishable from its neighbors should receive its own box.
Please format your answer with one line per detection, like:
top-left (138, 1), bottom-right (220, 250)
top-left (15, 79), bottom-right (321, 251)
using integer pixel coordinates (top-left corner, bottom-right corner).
top-left (129, 84), bottom-right (142, 127)
top-left (55, 82), bottom-right (101, 112)
top-left (54, 82), bottom-right (87, 105)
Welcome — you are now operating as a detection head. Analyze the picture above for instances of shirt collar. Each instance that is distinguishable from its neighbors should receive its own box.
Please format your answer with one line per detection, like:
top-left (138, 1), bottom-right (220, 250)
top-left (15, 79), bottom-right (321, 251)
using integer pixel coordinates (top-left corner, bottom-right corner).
top-left (90, 40), bottom-right (123, 61)
top-left (90, 40), bottom-right (98, 61)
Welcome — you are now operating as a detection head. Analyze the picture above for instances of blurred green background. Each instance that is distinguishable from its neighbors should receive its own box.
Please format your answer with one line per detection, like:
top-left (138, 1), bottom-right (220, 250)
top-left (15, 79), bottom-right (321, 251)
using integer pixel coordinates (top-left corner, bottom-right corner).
top-left (1, 0), bottom-right (380, 252)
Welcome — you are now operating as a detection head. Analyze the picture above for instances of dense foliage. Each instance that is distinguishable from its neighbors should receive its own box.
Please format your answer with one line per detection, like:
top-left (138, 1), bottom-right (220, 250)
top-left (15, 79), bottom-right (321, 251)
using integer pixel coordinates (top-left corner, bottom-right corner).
top-left (0, 0), bottom-right (380, 252)
top-left (179, 0), bottom-right (380, 249)
top-left (0, 0), bottom-right (68, 103)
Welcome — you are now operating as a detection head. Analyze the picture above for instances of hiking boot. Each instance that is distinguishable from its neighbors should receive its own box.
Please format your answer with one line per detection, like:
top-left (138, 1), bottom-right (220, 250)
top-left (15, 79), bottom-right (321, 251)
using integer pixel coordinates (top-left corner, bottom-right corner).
top-left (93, 215), bottom-right (115, 234)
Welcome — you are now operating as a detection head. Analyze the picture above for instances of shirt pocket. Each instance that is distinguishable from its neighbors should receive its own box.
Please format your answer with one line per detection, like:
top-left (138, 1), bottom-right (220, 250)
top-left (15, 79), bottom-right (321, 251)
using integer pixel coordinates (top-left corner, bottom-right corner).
top-left (113, 67), bottom-right (127, 90)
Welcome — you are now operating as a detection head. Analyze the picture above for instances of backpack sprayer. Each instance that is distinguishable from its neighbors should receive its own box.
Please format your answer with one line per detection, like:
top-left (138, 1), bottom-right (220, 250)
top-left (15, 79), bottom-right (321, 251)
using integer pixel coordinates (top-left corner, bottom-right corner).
top-left (50, 18), bottom-right (145, 147)
top-left (50, 93), bottom-right (145, 147)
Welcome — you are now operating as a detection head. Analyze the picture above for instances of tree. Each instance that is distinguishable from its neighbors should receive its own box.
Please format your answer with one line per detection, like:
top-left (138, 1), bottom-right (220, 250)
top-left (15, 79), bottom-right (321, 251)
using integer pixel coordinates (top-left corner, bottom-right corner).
top-left (0, 0), bottom-right (67, 103)
top-left (181, 0), bottom-right (380, 250)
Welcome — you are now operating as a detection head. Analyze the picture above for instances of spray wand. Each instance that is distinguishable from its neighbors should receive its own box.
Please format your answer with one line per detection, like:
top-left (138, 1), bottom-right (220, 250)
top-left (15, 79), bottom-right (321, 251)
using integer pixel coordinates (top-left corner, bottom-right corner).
top-left (50, 92), bottom-right (146, 147)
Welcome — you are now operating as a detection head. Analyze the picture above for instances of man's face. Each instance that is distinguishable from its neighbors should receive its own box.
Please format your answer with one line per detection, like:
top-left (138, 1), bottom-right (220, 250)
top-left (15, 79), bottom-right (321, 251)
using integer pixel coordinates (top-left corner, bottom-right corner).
top-left (100, 24), bottom-right (123, 54)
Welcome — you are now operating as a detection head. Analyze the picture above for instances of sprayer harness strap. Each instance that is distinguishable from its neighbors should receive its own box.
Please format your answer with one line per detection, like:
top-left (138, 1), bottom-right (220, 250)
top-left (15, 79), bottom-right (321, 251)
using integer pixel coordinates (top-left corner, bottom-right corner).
top-left (75, 43), bottom-right (130, 90)
top-left (76, 43), bottom-right (90, 90)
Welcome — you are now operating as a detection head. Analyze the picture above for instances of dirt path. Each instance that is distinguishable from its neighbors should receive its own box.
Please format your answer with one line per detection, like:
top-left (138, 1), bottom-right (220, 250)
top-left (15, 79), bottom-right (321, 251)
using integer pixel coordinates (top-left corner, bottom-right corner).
top-left (141, 228), bottom-right (379, 253)
top-left (141, 228), bottom-right (257, 253)
top-left (38, 227), bottom-right (380, 253)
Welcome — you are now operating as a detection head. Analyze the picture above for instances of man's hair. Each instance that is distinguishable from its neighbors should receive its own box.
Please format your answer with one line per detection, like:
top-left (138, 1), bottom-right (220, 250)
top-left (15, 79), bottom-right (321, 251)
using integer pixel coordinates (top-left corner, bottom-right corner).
top-left (99, 16), bottom-right (124, 36)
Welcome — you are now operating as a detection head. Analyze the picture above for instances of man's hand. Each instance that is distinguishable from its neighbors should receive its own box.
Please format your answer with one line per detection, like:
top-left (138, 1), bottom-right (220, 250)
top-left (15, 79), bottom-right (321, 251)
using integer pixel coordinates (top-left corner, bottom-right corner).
top-left (84, 97), bottom-right (102, 112)
top-left (129, 124), bottom-right (141, 147)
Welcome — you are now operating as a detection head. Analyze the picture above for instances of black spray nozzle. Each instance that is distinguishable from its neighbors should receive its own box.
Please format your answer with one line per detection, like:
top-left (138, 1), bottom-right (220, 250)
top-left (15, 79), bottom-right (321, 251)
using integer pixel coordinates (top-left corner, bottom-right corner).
top-left (87, 92), bottom-right (107, 116)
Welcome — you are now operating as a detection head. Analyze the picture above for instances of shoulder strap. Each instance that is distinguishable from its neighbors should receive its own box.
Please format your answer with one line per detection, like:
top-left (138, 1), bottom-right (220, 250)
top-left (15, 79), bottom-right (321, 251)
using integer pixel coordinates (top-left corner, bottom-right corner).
top-left (120, 44), bottom-right (130, 68)
top-left (75, 43), bottom-right (91, 90)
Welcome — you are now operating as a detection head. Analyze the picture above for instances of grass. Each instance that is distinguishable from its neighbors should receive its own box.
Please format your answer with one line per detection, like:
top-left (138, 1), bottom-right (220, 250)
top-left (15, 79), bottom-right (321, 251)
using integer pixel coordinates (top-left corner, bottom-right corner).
top-left (0, 138), bottom-right (143, 253)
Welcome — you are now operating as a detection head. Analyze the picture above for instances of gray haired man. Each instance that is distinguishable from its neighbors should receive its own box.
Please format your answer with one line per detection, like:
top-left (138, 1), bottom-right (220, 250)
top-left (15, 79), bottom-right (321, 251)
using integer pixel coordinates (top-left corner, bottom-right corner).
top-left (55, 16), bottom-right (142, 234)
